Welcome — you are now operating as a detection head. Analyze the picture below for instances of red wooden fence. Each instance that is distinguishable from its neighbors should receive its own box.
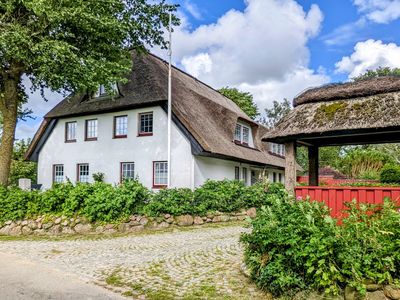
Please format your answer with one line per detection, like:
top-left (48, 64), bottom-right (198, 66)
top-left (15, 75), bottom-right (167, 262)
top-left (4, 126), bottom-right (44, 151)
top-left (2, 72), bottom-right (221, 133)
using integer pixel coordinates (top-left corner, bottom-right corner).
top-left (295, 186), bottom-right (400, 218)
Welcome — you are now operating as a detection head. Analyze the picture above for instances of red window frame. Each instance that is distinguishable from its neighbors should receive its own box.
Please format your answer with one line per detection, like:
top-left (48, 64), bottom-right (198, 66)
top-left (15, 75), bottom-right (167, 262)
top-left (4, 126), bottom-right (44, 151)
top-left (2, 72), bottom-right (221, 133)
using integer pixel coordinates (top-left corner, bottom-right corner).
top-left (52, 164), bottom-right (64, 183)
top-left (153, 161), bottom-right (168, 188)
top-left (65, 121), bottom-right (77, 143)
top-left (138, 112), bottom-right (153, 137)
top-left (120, 162), bottom-right (135, 182)
top-left (113, 115), bottom-right (128, 138)
top-left (85, 119), bottom-right (98, 141)
top-left (76, 163), bottom-right (90, 183)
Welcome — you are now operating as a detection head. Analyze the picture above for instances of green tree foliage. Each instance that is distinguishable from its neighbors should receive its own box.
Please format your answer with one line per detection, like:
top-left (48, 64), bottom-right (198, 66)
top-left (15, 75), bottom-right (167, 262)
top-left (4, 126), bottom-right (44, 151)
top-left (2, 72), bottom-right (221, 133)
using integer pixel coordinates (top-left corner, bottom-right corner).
top-left (262, 98), bottom-right (292, 128)
top-left (353, 67), bottom-right (400, 81)
top-left (9, 139), bottom-right (37, 185)
top-left (380, 164), bottom-right (400, 184)
top-left (219, 87), bottom-right (259, 119)
top-left (0, 0), bottom-right (179, 186)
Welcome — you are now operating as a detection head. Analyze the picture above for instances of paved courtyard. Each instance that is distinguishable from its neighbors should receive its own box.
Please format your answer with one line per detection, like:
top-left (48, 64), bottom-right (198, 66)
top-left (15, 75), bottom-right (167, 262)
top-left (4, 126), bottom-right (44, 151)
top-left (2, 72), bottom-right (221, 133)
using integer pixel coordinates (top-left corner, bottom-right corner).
top-left (0, 224), bottom-right (270, 299)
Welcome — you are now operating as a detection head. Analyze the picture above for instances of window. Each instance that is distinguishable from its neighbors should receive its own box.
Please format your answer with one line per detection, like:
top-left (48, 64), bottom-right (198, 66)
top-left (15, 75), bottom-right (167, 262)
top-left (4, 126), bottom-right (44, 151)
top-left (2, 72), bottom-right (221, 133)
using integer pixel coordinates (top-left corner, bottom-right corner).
top-left (234, 123), bottom-right (251, 145)
top-left (278, 173), bottom-right (283, 183)
top-left (242, 167), bottom-right (248, 184)
top-left (235, 166), bottom-right (240, 181)
top-left (85, 119), bottom-right (98, 141)
top-left (53, 165), bottom-right (64, 183)
top-left (138, 112), bottom-right (153, 136)
top-left (65, 122), bottom-right (77, 142)
top-left (77, 164), bottom-right (89, 183)
top-left (94, 83), bottom-right (119, 98)
top-left (153, 161), bottom-right (168, 187)
top-left (273, 172), bottom-right (277, 183)
top-left (114, 115), bottom-right (128, 138)
top-left (121, 162), bottom-right (135, 181)
top-left (270, 143), bottom-right (285, 157)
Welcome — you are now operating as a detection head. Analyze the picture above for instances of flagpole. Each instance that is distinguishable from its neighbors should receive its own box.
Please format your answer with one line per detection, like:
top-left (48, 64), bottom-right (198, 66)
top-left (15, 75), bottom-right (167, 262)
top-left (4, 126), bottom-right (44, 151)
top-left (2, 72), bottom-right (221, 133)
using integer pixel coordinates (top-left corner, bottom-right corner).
top-left (167, 12), bottom-right (172, 188)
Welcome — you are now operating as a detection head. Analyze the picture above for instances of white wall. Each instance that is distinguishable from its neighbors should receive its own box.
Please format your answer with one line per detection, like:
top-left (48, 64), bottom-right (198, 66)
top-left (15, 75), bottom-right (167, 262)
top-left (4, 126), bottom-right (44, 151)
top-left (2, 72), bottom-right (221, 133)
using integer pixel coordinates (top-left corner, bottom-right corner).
top-left (38, 106), bottom-right (193, 189)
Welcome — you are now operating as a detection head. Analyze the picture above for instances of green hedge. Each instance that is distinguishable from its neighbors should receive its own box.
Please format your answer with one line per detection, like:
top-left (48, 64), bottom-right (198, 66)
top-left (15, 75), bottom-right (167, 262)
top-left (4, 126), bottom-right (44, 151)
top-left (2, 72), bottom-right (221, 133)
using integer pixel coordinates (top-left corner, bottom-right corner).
top-left (241, 195), bottom-right (400, 297)
top-left (0, 180), bottom-right (283, 223)
top-left (380, 164), bottom-right (400, 184)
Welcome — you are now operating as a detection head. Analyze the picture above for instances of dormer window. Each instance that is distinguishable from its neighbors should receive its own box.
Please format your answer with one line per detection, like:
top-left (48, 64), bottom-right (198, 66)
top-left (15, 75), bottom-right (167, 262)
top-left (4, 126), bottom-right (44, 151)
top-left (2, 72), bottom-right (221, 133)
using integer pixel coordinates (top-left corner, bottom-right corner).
top-left (234, 123), bottom-right (251, 146)
top-left (94, 83), bottom-right (118, 98)
top-left (270, 143), bottom-right (285, 157)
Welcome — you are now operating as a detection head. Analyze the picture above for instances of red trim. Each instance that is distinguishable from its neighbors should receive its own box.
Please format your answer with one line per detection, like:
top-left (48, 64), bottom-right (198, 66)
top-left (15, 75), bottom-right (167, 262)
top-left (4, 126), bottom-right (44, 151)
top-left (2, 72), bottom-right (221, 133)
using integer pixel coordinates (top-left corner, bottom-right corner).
top-left (52, 164), bottom-right (63, 183)
top-left (113, 115), bottom-right (128, 139)
top-left (138, 112), bottom-right (153, 137)
top-left (65, 121), bottom-right (77, 143)
top-left (76, 163), bottom-right (89, 182)
top-left (120, 162), bottom-right (135, 183)
top-left (84, 119), bottom-right (98, 141)
top-left (152, 161), bottom-right (167, 189)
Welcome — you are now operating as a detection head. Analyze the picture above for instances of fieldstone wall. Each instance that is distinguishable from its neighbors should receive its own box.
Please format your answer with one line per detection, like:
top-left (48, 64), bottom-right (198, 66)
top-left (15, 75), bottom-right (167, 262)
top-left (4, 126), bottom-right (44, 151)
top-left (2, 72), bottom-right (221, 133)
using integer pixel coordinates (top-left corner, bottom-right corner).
top-left (0, 208), bottom-right (257, 236)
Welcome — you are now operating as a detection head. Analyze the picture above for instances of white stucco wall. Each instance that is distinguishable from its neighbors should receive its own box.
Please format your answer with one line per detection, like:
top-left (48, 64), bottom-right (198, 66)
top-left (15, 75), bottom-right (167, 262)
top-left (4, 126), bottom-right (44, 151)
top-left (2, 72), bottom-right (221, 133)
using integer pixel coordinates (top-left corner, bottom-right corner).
top-left (38, 106), bottom-right (193, 189)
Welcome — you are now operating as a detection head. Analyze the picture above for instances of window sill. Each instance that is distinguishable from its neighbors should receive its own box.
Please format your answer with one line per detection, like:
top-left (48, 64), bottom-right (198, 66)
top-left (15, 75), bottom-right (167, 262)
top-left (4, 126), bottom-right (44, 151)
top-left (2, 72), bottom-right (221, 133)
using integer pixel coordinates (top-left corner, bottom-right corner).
top-left (138, 132), bottom-right (153, 137)
top-left (153, 185), bottom-right (167, 189)
top-left (113, 135), bottom-right (127, 139)
top-left (233, 140), bottom-right (256, 150)
top-left (268, 151), bottom-right (286, 158)
top-left (65, 140), bottom-right (77, 143)
top-left (85, 138), bottom-right (98, 141)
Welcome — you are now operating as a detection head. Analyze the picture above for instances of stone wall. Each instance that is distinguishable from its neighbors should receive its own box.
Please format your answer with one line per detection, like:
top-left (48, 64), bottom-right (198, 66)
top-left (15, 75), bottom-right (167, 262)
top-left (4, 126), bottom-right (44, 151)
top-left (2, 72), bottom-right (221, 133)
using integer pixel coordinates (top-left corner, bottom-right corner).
top-left (0, 208), bottom-right (257, 236)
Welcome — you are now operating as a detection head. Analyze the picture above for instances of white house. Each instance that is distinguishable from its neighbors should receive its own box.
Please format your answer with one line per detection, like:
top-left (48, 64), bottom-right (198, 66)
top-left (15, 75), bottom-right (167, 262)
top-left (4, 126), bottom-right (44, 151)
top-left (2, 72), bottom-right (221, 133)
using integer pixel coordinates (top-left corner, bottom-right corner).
top-left (26, 52), bottom-right (287, 190)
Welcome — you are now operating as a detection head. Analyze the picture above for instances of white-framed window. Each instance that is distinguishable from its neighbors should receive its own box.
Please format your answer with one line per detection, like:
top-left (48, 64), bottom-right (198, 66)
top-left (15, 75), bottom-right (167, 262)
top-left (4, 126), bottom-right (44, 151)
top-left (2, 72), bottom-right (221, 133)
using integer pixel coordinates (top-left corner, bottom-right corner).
top-left (94, 83), bottom-right (119, 98)
top-left (121, 162), bottom-right (135, 181)
top-left (234, 123), bottom-right (251, 145)
top-left (85, 119), bottom-right (98, 141)
top-left (114, 115), bottom-right (128, 138)
top-left (138, 112), bottom-right (153, 136)
top-left (153, 161), bottom-right (168, 187)
top-left (65, 121), bottom-right (77, 142)
top-left (235, 166), bottom-right (240, 181)
top-left (242, 167), bottom-right (248, 184)
top-left (270, 143), bottom-right (285, 157)
top-left (77, 164), bottom-right (90, 183)
top-left (53, 164), bottom-right (64, 183)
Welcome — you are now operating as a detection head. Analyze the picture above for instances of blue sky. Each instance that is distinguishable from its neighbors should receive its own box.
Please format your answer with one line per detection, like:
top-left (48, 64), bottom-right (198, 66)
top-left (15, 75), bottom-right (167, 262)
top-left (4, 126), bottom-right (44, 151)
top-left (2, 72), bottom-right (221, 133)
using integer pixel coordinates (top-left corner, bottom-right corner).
top-left (18, 0), bottom-right (400, 140)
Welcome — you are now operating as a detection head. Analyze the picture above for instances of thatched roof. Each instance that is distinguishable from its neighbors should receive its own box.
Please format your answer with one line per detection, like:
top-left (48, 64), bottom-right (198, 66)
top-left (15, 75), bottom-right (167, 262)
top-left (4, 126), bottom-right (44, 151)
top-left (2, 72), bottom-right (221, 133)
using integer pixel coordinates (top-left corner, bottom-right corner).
top-left (27, 51), bottom-right (285, 168)
top-left (264, 76), bottom-right (400, 145)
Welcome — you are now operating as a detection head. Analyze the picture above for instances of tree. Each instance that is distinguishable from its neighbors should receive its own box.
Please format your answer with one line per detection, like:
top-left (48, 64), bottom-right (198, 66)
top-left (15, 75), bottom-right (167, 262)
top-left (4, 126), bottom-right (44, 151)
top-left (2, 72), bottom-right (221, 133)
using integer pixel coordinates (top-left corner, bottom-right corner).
top-left (0, 0), bottom-right (178, 186)
top-left (9, 139), bottom-right (37, 185)
top-left (262, 98), bottom-right (292, 128)
top-left (219, 87), bottom-right (259, 119)
top-left (353, 66), bottom-right (400, 81)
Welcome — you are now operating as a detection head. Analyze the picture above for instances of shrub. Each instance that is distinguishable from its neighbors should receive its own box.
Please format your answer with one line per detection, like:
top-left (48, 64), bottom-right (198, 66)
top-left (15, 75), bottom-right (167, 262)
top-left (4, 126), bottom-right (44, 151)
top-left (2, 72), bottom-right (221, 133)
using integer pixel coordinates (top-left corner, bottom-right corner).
top-left (241, 196), bottom-right (400, 297)
top-left (143, 188), bottom-right (195, 217)
top-left (380, 164), bottom-right (400, 184)
top-left (193, 180), bottom-right (245, 214)
top-left (82, 180), bottom-right (150, 222)
top-left (62, 183), bottom-right (95, 215)
top-left (92, 172), bottom-right (105, 182)
top-left (40, 182), bottom-right (74, 213)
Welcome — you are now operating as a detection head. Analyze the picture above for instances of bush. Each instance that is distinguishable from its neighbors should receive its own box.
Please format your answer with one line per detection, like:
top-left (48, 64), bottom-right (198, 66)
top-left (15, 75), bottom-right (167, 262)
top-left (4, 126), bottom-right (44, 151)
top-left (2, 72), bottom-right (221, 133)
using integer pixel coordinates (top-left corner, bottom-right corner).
top-left (241, 196), bottom-right (400, 297)
top-left (380, 164), bottom-right (400, 183)
top-left (193, 180), bottom-right (245, 214)
top-left (0, 187), bottom-right (41, 222)
top-left (40, 182), bottom-right (75, 213)
top-left (143, 188), bottom-right (195, 217)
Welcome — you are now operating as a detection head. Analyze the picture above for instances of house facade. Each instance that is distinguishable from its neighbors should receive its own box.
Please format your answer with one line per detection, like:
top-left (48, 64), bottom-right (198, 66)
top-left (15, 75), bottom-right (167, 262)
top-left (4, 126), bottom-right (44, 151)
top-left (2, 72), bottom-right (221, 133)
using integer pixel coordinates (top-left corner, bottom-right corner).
top-left (27, 52), bottom-right (287, 190)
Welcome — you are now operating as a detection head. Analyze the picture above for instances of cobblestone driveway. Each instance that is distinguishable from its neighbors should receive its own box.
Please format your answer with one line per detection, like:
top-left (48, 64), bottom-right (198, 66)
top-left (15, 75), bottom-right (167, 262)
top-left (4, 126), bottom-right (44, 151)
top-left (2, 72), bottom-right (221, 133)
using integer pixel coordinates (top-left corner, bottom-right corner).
top-left (0, 224), bottom-right (269, 299)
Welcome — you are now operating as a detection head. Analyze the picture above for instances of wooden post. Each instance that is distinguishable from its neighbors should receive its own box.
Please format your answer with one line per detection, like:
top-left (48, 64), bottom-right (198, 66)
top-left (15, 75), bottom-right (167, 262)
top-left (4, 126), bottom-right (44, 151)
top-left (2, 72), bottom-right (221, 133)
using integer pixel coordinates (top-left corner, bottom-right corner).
top-left (308, 146), bottom-right (319, 186)
top-left (284, 142), bottom-right (296, 194)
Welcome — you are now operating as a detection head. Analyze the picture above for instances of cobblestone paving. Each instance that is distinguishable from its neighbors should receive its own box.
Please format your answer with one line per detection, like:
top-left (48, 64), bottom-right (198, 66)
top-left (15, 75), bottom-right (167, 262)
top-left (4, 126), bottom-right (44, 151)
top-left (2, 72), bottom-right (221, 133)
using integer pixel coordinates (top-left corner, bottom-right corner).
top-left (0, 224), bottom-right (270, 299)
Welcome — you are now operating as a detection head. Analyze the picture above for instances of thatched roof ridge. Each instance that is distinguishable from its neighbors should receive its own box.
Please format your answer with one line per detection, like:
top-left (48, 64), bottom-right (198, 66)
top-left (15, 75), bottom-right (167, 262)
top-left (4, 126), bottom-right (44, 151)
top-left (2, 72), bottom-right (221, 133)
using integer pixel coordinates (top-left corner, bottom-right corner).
top-left (294, 76), bottom-right (400, 106)
top-left (264, 90), bottom-right (400, 143)
top-left (27, 51), bottom-right (285, 168)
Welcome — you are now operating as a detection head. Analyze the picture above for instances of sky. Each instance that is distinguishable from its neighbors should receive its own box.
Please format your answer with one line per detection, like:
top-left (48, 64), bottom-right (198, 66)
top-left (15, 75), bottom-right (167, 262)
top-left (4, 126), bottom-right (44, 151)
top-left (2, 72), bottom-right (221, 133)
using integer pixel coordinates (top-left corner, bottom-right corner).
top-left (17, 0), bottom-right (400, 140)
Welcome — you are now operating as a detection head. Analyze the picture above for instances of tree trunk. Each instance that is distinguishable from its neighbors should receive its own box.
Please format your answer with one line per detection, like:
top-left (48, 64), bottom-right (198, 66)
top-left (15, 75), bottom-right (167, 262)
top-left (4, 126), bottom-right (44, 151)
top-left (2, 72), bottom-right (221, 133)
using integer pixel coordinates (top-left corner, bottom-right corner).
top-left (0, 72), bottom-right (20, 186)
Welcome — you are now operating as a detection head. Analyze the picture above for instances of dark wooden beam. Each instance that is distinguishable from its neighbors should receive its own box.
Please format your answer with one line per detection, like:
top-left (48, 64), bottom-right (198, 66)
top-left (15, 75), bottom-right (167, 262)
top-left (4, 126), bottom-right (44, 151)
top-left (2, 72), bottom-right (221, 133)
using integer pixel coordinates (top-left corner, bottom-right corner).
top-left (308, 146), bottom-right (319, 186)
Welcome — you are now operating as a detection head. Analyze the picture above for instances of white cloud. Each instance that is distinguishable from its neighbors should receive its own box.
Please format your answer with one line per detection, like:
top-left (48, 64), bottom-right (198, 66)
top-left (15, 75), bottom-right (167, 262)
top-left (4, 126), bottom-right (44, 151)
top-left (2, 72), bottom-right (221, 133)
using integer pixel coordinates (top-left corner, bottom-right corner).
top-left (322, 18), bottom-right (367, 46)
top-left (183, 0), bottom-right (202, 20)
top-left (335, 39), bottom-right (400, 78)
top-left (353, 0), bottom-right (400, 23)
top-left (160, 0), bottom-right (328, 108)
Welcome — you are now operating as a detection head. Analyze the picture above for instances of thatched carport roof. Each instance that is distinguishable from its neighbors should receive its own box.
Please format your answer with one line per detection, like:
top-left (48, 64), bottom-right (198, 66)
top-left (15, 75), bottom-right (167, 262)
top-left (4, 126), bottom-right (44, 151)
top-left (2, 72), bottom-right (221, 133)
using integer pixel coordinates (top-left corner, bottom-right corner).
top-left (263, 76), bottom-right (400, 146)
